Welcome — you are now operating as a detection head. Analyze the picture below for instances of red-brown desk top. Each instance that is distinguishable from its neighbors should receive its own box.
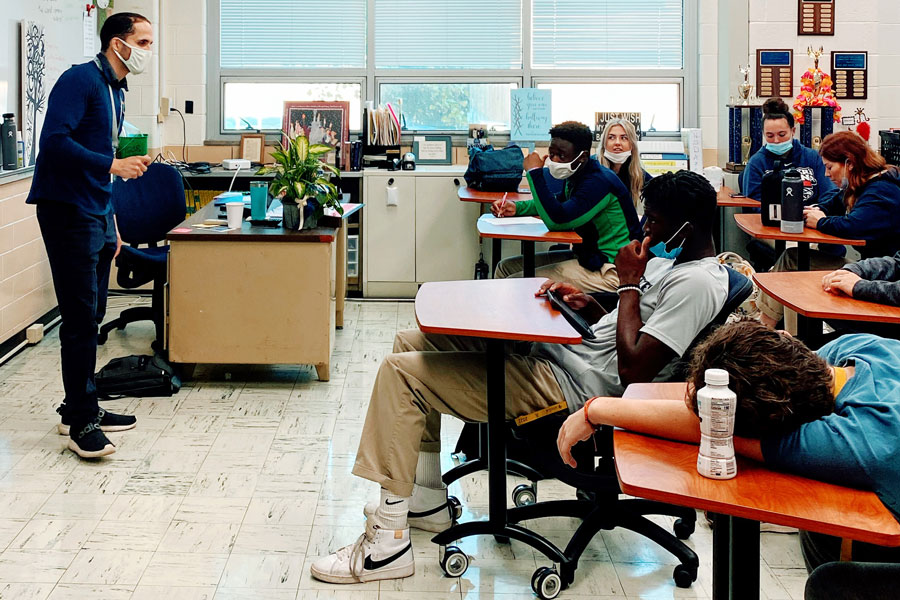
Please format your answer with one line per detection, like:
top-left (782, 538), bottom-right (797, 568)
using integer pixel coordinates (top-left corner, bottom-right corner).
top-left (458, 187), bottom-right (532, 203)
top-left (415, 278), bottom-right (582, 344)
top-left (733, 213), bottom-right (866, 246)
top-left (717, 186), bottom-right (760, 209)
top-left (614, 382), bottom-right (900, 546)
top-left (476, 215), bottom-right (583, 244)
top-left (754, 271), bottom-right (900, 324)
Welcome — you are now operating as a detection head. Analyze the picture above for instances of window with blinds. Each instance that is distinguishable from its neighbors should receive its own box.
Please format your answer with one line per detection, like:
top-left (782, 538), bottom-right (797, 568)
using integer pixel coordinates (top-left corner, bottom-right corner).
top-left (532, 0), bottom-right (683, 69)
top-left (220, 0), bottom-right (367, 69)
top-left (374, 0), bottom-right (522, 69)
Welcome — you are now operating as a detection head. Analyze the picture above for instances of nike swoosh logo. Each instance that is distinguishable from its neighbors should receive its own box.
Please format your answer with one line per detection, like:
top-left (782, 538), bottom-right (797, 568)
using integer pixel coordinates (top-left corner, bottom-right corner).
top-left (363, 543), bottom-right (411, 571)
top-left (385, 499), bottom-right (405, 505)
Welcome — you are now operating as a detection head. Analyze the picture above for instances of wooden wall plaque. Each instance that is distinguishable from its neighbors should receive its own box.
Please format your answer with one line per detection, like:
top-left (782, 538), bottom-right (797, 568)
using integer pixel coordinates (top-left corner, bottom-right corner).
top-left (798, 0), bottom-right (835, 36)
top-left (757, 50), bottom-right (793, 99)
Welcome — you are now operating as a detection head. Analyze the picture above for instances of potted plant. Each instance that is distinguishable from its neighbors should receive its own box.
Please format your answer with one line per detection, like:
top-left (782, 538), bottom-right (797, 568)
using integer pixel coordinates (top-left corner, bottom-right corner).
top-left (256, 133), bottom-right (342, 230)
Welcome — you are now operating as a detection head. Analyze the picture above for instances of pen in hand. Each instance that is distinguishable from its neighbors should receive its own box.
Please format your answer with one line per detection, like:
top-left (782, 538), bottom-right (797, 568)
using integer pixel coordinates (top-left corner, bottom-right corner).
top-left (499, 192), bottom-right (508, 217)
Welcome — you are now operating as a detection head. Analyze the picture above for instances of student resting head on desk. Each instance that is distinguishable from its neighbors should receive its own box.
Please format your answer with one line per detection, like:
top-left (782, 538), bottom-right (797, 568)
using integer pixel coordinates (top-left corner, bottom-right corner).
top-left (758, 131), bottom-right (900, 329)
top-left (557, 320), bottom-right (900, 583)
top-left (309, 170), bottom-right (728, 585)
top-left (489, 121), bottom-right (642, 293)
top-left (597, 118), bottom-right (653, 213)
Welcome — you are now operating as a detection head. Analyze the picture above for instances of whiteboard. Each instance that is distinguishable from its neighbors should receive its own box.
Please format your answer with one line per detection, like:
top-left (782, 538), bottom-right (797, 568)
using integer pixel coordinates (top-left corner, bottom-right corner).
top-left (0, 0), bottom-right (100, 165)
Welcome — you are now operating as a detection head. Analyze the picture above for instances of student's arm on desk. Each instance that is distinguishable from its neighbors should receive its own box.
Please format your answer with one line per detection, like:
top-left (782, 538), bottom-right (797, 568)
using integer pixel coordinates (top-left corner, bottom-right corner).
top-left (557, 396), bottom-right (763, 468)
top-left (536, 280), bottom-right (607, 325)
top-left (523, 168), bottom-right (615, 230)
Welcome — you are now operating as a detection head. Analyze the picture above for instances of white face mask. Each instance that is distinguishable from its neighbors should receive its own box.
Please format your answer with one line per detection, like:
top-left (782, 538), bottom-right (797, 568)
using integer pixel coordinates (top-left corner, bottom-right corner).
top-left (547, 151), bottom-right (585, 180)
top-left (604, 149), bottom-right (630, 164)
top-left (113, 39), bottom-right (151, 75)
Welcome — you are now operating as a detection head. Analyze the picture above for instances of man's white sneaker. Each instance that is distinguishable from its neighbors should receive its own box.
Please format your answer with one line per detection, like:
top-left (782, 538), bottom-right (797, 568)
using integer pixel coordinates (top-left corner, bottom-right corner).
top-left (310, 520), bottom-right (414, 584)
top-left (362, 484), bottom-right (453, 533)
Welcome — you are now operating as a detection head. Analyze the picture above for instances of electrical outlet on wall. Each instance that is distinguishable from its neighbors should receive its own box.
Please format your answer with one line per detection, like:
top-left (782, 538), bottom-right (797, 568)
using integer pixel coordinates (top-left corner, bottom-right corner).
top-left (158, 97), bottom-right (171, 123)
top-left (185, 100), bottom-right (194, 114)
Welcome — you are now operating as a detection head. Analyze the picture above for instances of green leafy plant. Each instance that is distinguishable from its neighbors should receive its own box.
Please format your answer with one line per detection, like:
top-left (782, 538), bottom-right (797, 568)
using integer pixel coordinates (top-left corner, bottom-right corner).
top-left (256, 133), bottom-right (342, 215)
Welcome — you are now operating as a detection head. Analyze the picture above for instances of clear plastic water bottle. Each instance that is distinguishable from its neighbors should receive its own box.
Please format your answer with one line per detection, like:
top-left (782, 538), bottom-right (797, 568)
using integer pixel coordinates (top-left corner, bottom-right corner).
top-left (696, 368), bottom-right (737, 480)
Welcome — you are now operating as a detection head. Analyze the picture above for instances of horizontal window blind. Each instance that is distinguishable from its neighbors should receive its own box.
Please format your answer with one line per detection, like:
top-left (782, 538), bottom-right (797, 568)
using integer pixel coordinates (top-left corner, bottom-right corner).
top-left (220, 0), bottom-right (367, 68)
top-left (532, 0), bottom-right (682, 69)
top-left (374, 0), bottom-right (522, 69)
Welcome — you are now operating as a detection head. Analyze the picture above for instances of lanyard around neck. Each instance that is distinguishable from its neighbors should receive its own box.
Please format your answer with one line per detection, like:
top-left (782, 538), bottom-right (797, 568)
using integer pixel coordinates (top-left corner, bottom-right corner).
top-left (93, 58), bottom-right (121, 150)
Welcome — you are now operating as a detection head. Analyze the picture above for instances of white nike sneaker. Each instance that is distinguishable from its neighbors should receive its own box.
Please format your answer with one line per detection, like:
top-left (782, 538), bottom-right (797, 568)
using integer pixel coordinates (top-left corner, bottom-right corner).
top-left (362, 485), bottom-right (453, 533)
top-left (310, 519), bottom-right (414, 584)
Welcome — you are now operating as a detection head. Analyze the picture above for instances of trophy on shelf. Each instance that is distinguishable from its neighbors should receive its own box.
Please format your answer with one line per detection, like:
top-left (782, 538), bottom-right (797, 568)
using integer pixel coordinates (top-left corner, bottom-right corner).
top-left (727, 65), bottom-right (763, 172)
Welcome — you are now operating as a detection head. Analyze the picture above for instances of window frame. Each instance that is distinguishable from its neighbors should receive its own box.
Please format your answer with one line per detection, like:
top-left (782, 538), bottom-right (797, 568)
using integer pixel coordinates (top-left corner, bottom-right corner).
top-left (206, 0), bottom-right (698, 142)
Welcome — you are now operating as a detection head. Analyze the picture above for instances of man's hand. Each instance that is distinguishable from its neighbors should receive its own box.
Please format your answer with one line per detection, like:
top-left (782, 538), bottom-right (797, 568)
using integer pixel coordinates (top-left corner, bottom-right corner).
top-left (803, 206), bottom-right (826, 229)
top-left (110, 155), bottom-right (152, 179)
top-left (536, 280), bottom-right (591, 310)
top-left (523, 151), bottom-right (547, 171)
top-left (490, 199), bottom-right (517, 217)
top-left (615, 237), bottom-right (652, 286)
top-left (822, 269), bottom-right (861, 297)
top-left (557, 408), bottom-right (596, 468)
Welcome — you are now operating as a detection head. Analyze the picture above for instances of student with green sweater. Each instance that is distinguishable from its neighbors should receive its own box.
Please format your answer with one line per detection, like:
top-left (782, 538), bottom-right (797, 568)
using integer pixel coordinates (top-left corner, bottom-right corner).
top-left (492, 121), bottom-right (642, 292)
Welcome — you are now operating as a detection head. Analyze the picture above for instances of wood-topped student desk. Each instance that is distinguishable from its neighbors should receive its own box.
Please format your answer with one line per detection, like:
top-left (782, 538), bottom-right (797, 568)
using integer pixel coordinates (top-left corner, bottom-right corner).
top-left (716, 186), bottom-right (759, 209)
top-left (457, 186), bottom-right (532, 203)
top-left (165, 201), bottom-right (362, 380)
top-left (416, 278), bottom-right (582, 581)
top-left (754, 271), bottom-right (900, 345)
top-left (615, 382), bottom-right (900, 600)
top-left (477, 214), bottom-right (582, 278)
top-left (733, 213), bottom-right (865, 271)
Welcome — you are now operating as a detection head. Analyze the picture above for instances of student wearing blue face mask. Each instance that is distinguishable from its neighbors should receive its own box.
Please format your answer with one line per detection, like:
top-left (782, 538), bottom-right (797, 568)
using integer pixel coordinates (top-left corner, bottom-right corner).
top-left (491, 121), bottom-right (642, 293)
top-left (741, 98), bottom-right (835, 205)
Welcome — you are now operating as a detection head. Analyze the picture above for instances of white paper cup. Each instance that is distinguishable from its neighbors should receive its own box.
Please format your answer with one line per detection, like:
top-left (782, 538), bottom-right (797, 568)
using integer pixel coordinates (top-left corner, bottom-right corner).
top-left (702, 166), bottom-right (724, 192)
top-left (225, 201), bottom-right (244, 230)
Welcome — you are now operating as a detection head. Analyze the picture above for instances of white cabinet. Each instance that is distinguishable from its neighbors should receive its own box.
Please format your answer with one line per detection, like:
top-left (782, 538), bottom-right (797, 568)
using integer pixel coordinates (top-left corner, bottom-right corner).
top-left (363, 168), bottom-right (481, 298)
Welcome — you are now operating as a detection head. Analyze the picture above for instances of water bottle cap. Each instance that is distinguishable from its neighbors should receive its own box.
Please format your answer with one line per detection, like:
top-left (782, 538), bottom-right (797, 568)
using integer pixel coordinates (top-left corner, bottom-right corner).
top-left (2, 113), bottom-right (14, 119)
top-left (705, 368), bottom-right (729, 385)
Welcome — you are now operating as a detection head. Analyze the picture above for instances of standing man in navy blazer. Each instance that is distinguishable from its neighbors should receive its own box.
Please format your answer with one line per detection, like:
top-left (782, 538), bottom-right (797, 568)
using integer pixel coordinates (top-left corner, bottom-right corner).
top-left (26, 13), bottom-right (153, 458)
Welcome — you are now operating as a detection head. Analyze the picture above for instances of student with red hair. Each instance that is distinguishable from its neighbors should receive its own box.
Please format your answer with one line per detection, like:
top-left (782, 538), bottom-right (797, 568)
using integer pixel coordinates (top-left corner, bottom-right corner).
top-left (759, 131), bottom-right (900, 328)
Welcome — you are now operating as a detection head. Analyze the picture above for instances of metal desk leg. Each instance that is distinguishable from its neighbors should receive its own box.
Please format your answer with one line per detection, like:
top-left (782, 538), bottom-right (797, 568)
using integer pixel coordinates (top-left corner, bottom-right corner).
top-left (492, 238), bottom-right (502, 277)
top-left (522, 240), bottom-right (536, 278)
top-left (775, 240), bottom-right (786, 259)
top-left (485, 338), bottom-right (507, 528)
top-left (712, 513), bottom-right (760, 600)
top-left (798, 242), bottom-right (810, 272)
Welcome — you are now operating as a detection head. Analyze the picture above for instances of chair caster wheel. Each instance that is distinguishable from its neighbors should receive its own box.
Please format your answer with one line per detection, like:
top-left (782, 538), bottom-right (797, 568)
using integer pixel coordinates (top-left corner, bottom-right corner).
top-left (531, 566), bottom-right (562, 599)
top-left (440, 545), bottom-right (468, 577)
top-left (673, 517), bottom-right (695, 539)
top-left (448, 495), bottom-right (463, 520)
top-left (673, 564), bottom-right (697, 588)
top-left (512, 483), bottom-right (537, 507)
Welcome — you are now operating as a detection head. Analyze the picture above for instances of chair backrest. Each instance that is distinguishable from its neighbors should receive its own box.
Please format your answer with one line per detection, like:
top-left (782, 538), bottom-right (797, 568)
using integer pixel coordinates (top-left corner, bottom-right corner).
top-left (112, 163), bottom-right (186, 245)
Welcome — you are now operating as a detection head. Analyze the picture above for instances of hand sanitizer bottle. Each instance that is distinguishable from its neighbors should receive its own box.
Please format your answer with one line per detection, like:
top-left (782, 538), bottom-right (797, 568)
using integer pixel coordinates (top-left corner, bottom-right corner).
top-left (696, 368), bottom-right (737, 480)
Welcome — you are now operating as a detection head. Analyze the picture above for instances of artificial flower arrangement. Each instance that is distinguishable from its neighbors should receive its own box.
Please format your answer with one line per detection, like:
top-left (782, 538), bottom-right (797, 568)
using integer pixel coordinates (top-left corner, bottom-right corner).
top-left (793, 52), bottom-right (842, 125)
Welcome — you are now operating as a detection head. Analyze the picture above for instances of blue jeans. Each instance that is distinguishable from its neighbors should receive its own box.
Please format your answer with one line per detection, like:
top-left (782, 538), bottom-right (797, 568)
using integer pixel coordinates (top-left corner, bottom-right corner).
top-left (36, 201), bottom-right (116, 427)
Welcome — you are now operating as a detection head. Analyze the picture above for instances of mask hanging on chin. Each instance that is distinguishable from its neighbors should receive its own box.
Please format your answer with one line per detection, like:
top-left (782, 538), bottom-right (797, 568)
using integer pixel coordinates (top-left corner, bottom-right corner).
top-left (547, 151), bottom-right (585, 180)
top-left (649, 221), bottom-right (689, 260)
top-left (113, 39), bottom-right (151, 75)
top-left (603, 150), bottom-right (630, 164)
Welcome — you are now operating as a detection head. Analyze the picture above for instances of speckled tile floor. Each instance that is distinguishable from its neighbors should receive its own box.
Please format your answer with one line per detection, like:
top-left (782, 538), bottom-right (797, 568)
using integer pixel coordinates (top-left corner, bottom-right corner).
top-left (0, 297), bottom-right (808, 599)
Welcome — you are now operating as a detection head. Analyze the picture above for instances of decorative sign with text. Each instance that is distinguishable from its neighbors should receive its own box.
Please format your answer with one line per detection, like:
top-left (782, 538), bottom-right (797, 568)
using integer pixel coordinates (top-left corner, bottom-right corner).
top-left (594, 112), bottom-right (642, 142)
top-left (510, 88), bottom-right (552, 141)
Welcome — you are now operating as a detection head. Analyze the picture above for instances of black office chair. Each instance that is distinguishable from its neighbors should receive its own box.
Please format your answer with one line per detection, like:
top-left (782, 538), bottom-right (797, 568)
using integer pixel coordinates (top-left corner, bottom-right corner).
top-left (98, 163), bottom-right (186, 352)
top-left (442, 267), bottom-right (753, 596)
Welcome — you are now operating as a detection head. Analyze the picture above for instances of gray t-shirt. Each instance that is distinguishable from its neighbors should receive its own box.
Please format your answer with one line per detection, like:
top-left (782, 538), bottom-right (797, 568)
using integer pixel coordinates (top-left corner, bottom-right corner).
top-left (531, 256), bottom-right (729, 410)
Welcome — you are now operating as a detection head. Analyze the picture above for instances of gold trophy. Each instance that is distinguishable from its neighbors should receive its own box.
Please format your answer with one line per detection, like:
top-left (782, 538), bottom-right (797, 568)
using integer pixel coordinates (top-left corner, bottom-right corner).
top-left (738, 65), bottom-right (753, 105)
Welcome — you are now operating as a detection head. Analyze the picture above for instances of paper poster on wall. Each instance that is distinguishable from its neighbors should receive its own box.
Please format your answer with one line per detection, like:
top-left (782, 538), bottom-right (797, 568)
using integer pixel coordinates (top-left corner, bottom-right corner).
top-left (21, 21), bottom-right (47, 167)
top-left (83, 10), bottom-right (96, 56)
top-left (594, 112), bottom-right (642, 142)
top-left (510, 88), bottom-right (551, 142)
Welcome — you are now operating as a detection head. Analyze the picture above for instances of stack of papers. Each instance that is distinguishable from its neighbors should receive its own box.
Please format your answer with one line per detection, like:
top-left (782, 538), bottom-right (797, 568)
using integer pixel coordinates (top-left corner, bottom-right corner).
top-left (367, 103), bottom-right (401, 145)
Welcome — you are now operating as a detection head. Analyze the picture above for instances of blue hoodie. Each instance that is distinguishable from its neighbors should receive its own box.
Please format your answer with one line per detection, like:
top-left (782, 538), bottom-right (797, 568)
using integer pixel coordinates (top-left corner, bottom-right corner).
top-left (741, 139), bottom-right (836, 205)
top-left (815, 168), bottom-right (900, 260)
top-left (26, 53), bottom-right (126, 216)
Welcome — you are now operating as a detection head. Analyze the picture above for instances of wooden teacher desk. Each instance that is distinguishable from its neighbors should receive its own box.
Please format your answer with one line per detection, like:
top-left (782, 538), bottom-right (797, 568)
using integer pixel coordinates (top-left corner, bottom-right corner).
top-left (733, 213), bottom-right (865, 271)
top-left (615, 382), bottom-right (900, 600)
top-left (165, 201), bottom-right (362, 381)
top-left (753, 270), bottom-right (900, 345)
top-left (476, 214), bottom-right (582, 278)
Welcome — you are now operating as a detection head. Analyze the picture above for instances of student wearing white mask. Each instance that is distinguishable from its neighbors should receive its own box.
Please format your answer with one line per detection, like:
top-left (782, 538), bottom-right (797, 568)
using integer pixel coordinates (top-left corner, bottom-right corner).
top-left (598, 119), bottom-right (652, 212)
top-left (491, 121), bottom-right (642, 292)
top-left (26, 13), bottom-right (153, 458)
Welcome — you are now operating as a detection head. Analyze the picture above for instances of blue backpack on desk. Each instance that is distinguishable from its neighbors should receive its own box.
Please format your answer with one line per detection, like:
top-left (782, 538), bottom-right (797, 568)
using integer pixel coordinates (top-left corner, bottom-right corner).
top-left (464, 144), bottom-right (524, 191)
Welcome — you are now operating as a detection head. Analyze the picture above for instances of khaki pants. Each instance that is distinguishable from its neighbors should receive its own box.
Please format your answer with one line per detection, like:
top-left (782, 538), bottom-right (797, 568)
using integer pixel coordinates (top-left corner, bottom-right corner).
top-left (758, 247), bottom-right (849, 324)
top-left (352, 329), bottom-right (566, 497)
top-left (495, 251), bottom-right (619, 293)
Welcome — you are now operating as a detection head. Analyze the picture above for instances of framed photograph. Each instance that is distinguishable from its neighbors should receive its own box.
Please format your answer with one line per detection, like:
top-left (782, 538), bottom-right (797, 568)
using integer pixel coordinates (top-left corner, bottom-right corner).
top-left (413, 135), bottom-right (453, 165)
top-left (239, 133), bottom-right (266, 164)
top-left (282, 101), bottom-right (350, 169)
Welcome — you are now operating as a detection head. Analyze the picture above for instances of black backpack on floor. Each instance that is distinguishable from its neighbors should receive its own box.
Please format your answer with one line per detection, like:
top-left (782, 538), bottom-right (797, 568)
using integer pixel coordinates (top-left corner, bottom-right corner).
top-left (96, 354), bottom-right (181, 399)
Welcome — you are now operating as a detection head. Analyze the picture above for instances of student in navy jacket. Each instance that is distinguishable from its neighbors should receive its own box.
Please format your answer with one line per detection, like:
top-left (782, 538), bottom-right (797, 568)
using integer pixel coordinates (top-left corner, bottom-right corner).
top-left (741, 98), bottom-right (835, 205)
top-left (26, 13), bottom-right (153, 458)
top-left (759, 131), bottom-right (900, 328)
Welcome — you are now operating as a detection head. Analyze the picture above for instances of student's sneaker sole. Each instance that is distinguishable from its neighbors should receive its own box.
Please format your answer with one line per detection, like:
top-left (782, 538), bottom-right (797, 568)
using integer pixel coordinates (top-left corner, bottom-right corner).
top-left (57, 422), bottom-right (136, 436)
top-left (67, 438), bottom-right (116, 458)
